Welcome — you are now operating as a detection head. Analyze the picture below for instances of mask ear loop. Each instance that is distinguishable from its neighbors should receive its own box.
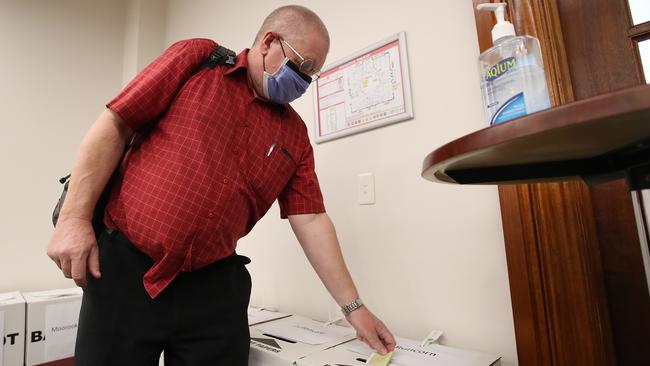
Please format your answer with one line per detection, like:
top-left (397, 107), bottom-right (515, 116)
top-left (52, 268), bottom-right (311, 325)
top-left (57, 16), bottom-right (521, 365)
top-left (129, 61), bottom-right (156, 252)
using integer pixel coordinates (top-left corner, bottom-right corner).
top-left (277, 38), bottom-right (289, 139)
top-left (275, 58), bottom-right (287, 150)
top-left (263, 36), bottom-right (288, 74)
top-left (263, 37), bottom-right (287, 152)
top-left (278, 37), bottom-right (287, 57)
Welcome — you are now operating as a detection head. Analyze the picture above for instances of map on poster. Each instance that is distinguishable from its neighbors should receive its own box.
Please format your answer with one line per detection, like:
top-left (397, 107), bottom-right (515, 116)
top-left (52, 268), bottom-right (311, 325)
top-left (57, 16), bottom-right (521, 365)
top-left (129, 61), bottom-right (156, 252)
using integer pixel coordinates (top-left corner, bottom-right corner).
top-left (313, 32), bottom-right (413, 143)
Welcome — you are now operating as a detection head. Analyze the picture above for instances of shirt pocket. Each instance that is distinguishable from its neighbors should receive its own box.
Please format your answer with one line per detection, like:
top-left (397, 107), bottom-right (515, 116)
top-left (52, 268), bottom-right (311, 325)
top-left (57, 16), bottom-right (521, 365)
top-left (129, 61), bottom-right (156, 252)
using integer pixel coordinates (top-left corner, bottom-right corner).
top-left (245, 144), bottom-right (297, 205)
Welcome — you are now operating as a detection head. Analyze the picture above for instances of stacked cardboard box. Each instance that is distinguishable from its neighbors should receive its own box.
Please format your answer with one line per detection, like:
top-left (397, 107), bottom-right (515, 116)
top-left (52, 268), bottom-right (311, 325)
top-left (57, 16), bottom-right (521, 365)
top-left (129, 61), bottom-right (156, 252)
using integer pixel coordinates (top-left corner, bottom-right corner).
top-left (247, 312), bottom-right (501, 366)
top-left (23, 288), bottom-right (82, 366)
top-left (247, 306), bottom-right (291, 326)
top-left (248, 314), bottom-right (356, 366)
top-left (0, 291), bottom-right (26, 366)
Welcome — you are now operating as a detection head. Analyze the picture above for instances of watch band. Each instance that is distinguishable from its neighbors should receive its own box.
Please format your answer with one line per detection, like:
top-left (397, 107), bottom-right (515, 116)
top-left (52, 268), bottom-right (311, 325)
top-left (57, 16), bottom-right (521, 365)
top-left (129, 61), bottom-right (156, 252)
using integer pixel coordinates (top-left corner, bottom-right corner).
top-left (341, 298), bottom-right (364, 316)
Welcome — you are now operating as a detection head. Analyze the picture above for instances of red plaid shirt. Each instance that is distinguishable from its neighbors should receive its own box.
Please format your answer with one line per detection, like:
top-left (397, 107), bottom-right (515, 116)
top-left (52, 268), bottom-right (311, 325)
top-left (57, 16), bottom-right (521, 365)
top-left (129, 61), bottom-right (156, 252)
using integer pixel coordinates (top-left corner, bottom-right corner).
top-left (105, 39), bottom-right (325, 298)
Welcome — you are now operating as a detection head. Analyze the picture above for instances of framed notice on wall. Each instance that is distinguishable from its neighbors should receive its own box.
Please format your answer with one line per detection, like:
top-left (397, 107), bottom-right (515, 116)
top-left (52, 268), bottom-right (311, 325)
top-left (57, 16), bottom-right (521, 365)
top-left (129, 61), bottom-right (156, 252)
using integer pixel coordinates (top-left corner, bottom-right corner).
top-left (313, 31), bottom-right (413, 143)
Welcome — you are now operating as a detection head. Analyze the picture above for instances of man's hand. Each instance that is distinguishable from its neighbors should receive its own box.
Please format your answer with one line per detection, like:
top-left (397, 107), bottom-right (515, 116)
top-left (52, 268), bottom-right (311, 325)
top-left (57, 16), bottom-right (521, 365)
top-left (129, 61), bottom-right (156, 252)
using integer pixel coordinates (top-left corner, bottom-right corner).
top-left (47, 217), bottom-right (101, 288)
top-left (346, 306), bottom-right (396, 355)
top-left (289, 213), bottom-right (397, 355)
top-left (46, 109), bottom-right (129, 288)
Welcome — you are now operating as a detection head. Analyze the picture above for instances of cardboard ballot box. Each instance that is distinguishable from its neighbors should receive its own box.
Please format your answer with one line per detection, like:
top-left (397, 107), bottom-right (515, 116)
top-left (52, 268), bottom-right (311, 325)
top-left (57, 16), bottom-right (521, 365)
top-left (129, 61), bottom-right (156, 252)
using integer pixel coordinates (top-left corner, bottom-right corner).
top-left (23, 288), bottom-right (83, 366)
top-left (0, 292), bottom-right (26, 366)
top-left (249, 315), bottom-right (356, 366)
top-left (247, 307), bottom-right (291, 326)
top-left (297, 336), bottom-right (501, 366)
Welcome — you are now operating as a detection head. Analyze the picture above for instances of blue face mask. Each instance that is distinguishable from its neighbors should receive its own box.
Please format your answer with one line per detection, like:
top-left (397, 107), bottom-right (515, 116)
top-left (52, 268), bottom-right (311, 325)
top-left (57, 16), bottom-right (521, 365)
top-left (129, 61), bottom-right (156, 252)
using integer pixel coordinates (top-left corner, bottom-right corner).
top-left (262, 57), bottom-right (311, 104)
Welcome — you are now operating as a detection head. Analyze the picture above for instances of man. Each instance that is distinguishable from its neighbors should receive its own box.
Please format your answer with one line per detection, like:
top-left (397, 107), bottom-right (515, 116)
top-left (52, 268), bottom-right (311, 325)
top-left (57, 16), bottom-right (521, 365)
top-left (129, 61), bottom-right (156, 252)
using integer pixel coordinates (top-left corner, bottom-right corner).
top-left (47, 5), bottom-right (395, 365)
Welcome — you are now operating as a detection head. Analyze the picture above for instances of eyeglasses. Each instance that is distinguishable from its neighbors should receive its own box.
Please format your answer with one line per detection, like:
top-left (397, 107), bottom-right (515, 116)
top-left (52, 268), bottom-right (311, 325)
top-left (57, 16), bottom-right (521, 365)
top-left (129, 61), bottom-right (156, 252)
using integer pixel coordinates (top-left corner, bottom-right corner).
top-left (278, 37), bottom-right (321, 81)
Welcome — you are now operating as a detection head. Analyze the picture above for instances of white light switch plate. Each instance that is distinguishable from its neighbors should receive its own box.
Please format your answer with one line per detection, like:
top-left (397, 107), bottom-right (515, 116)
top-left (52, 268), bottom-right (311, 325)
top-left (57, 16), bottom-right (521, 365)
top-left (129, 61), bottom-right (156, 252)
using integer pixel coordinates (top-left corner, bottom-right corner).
top-left (357, 173), bottom-right (375, 205)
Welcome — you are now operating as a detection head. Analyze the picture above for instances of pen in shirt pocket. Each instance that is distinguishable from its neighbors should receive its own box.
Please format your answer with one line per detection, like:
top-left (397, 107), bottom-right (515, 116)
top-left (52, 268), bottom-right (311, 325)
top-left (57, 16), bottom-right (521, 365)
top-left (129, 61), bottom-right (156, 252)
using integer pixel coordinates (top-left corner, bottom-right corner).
top-left (280, 146), bottom-right (295, 164)
top-left (266, 142), bottom-right (295, 164)
top-left (267, 142), bottom-right (277, 156)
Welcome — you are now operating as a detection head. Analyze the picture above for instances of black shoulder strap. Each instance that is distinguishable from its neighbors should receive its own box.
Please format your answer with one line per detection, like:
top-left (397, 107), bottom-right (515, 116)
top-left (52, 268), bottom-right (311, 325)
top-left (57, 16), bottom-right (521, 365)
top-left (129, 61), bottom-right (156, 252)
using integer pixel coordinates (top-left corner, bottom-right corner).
top-left (129, 45), bottom-right (236, 149)
top-left (194, 45), bottom-right (237, 74)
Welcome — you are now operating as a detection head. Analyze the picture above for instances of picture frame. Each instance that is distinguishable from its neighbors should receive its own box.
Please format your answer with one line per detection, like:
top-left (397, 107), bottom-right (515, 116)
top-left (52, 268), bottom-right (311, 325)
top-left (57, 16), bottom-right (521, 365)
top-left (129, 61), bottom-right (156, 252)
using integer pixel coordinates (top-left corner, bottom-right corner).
top-left (312, 31), bottom-right (414, 143)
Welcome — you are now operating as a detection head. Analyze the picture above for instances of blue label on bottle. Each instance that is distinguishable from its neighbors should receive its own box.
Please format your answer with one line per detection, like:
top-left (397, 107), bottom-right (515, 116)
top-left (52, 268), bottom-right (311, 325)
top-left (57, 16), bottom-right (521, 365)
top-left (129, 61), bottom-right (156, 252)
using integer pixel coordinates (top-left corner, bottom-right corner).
top-left (485, 57), bottom-right (517, 81)
top-left (491, 92), bottom-right (527, 125)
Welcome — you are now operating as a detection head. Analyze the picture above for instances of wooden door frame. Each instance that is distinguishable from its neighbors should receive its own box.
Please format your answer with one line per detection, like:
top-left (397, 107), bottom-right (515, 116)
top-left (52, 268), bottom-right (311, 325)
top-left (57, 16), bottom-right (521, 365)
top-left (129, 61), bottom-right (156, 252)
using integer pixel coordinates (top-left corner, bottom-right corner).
top-left (472, 1), bottom-right (617, 365)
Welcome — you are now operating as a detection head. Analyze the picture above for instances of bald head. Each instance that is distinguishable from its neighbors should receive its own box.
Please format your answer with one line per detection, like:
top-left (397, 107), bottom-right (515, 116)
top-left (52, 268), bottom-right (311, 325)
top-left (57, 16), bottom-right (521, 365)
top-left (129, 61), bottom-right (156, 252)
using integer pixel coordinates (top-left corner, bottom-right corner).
top-left (253, 5), bottom-right (330, 53)
top-left (246, 5), bottom-right (329, 102)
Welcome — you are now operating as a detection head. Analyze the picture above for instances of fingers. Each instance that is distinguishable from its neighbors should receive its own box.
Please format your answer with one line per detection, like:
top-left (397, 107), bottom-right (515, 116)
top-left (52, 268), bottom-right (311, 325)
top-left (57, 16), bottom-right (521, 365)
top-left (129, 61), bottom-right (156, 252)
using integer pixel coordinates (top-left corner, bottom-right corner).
top-left (377, 322), bottom-right (397, 352)
top-left (47, 244), bottom-right (62, 270)
top-left (87, 244), bottom-right (102, 279)
top-left (71, 254), bottom-right (89, 288)
top-left (61, 259), bottom-right (72, 279)
top-left (47, 220), bottom-right (98, 285)
top-left (364, 332), bottom-right (388, 355)
top-left (49, 254), bottom-right (62, 270)
top-left (347, 308), bottom-right (394, 355)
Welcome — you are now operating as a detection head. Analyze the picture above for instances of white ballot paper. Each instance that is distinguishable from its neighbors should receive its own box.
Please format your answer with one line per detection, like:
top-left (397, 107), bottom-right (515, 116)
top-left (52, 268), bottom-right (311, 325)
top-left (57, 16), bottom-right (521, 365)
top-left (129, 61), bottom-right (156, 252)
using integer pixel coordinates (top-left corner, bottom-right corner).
top-left (254, 315), bottom-right (353, 345)
top-left (298, 336), bottom-right (501, 366)
top-left (44, 301), bottom-right (82, 360)
top-left (247, 307), bottom-right (291, 326)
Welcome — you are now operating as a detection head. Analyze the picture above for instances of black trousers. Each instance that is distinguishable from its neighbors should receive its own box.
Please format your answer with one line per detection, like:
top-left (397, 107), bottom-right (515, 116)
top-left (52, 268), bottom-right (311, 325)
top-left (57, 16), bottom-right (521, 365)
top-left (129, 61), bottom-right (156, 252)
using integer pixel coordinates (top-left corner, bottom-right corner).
top-left (75, 229), bottom-right (252, 366)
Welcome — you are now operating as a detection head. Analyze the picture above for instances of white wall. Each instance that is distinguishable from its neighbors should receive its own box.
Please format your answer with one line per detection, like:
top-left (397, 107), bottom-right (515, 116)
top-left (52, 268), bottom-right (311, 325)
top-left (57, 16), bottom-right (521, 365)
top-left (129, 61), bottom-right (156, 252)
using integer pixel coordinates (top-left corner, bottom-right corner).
top-left (122, 0), bottom-right (166, 84)
top-left (0, 0), bottom-right (127, 292)
top-left (165, 0), bottom-right (518, 364)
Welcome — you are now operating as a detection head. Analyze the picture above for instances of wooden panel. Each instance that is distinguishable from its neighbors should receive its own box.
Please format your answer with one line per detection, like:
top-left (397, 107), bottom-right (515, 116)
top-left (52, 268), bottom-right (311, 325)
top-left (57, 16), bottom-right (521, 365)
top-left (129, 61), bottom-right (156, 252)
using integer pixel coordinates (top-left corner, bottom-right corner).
top-left (526, 181), bottom-right (614, 366)
top-left (497, 184), bottom-right (552, 366)
top-left (588, 181), bottom-right (650, 366)
top-left (506, 0), bottom-right (575, 105)
top-left (473, 0), bottom-right (650, 364)
top-left (498, 179), bottom-right (616, 366)
top-left (557, 0), bottom-right (642, 99)
top-left (629, 21), bottom-right (650, 39)
top-left (473, 1), bottom-right (617, 366)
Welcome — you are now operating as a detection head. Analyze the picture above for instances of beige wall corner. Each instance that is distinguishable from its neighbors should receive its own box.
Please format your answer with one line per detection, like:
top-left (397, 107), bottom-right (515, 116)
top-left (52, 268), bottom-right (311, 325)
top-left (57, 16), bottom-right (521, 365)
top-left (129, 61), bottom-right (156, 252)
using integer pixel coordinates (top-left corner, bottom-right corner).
top-left (122, 0), bottom-right (166, 84)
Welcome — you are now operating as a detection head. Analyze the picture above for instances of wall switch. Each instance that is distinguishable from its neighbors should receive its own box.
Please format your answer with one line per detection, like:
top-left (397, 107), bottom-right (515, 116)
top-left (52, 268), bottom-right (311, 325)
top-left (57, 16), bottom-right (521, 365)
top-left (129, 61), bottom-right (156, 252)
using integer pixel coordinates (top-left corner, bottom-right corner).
top-left (357, 173), bottom-right (375, 205)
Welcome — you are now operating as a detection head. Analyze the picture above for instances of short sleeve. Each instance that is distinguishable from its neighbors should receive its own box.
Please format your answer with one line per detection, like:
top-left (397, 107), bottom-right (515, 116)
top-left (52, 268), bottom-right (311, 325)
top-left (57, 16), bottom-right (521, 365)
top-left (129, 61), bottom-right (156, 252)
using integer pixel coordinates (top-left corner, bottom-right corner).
top-left (106, 38), bottom-right (217, 131)
top-left (277, 141), bottom-right (326, 219)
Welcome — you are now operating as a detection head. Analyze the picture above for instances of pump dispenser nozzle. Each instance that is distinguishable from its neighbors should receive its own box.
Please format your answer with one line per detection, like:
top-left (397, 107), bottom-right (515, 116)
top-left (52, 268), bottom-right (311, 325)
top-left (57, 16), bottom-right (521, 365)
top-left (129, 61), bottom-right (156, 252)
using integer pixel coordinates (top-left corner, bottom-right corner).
top-left (477, 3), bottom-right (516, 43)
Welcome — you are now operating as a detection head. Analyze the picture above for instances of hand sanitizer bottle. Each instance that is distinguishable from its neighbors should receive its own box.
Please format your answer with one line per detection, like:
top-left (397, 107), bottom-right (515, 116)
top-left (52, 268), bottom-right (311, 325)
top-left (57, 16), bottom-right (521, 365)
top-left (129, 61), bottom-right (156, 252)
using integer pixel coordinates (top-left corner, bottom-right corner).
top-left (476, 3), bottom-right (551, 126)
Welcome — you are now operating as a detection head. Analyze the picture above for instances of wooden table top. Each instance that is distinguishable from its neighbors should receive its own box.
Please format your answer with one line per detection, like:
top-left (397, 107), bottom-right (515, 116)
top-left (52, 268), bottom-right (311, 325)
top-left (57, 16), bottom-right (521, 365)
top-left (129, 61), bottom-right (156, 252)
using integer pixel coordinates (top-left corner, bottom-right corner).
top-left (421, 85), bottom-right (650, 185)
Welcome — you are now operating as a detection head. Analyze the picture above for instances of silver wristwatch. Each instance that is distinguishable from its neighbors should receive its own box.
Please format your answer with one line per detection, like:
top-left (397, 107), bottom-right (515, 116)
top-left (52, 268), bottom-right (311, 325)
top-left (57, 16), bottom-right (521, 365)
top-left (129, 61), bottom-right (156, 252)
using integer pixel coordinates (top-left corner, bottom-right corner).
top-left (341, 298), bottom-right (364, 316)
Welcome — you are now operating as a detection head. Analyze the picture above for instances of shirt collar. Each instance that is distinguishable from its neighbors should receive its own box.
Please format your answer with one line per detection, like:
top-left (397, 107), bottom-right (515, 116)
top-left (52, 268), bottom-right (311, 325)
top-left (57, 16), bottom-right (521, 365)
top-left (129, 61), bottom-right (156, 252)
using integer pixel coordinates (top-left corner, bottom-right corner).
top-left (224, 48), bottom-right (250, 76)
top-left (225, 48), bottom-right (288, 112)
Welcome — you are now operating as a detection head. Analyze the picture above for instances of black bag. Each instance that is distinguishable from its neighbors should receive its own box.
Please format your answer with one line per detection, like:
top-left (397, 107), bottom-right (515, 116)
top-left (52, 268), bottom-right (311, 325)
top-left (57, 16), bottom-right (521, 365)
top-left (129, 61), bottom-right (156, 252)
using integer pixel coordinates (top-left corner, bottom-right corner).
top-left (52, 45), bottom-right (236, 233)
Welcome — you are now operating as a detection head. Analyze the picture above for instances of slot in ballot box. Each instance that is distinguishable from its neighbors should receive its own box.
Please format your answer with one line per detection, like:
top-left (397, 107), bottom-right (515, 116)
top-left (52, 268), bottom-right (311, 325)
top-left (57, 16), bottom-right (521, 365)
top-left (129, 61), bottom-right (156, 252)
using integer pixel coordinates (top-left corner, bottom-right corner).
top-left (248, 315), bottom-right (356, 366)
top-left (0, 292), bottom-right (26, 366)
top-left (247, 307), bottom-right (291, 326)
top-left (23, 288), bottom-right (82, 366)
top-left (296, 336), bottom-right (501, 366)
